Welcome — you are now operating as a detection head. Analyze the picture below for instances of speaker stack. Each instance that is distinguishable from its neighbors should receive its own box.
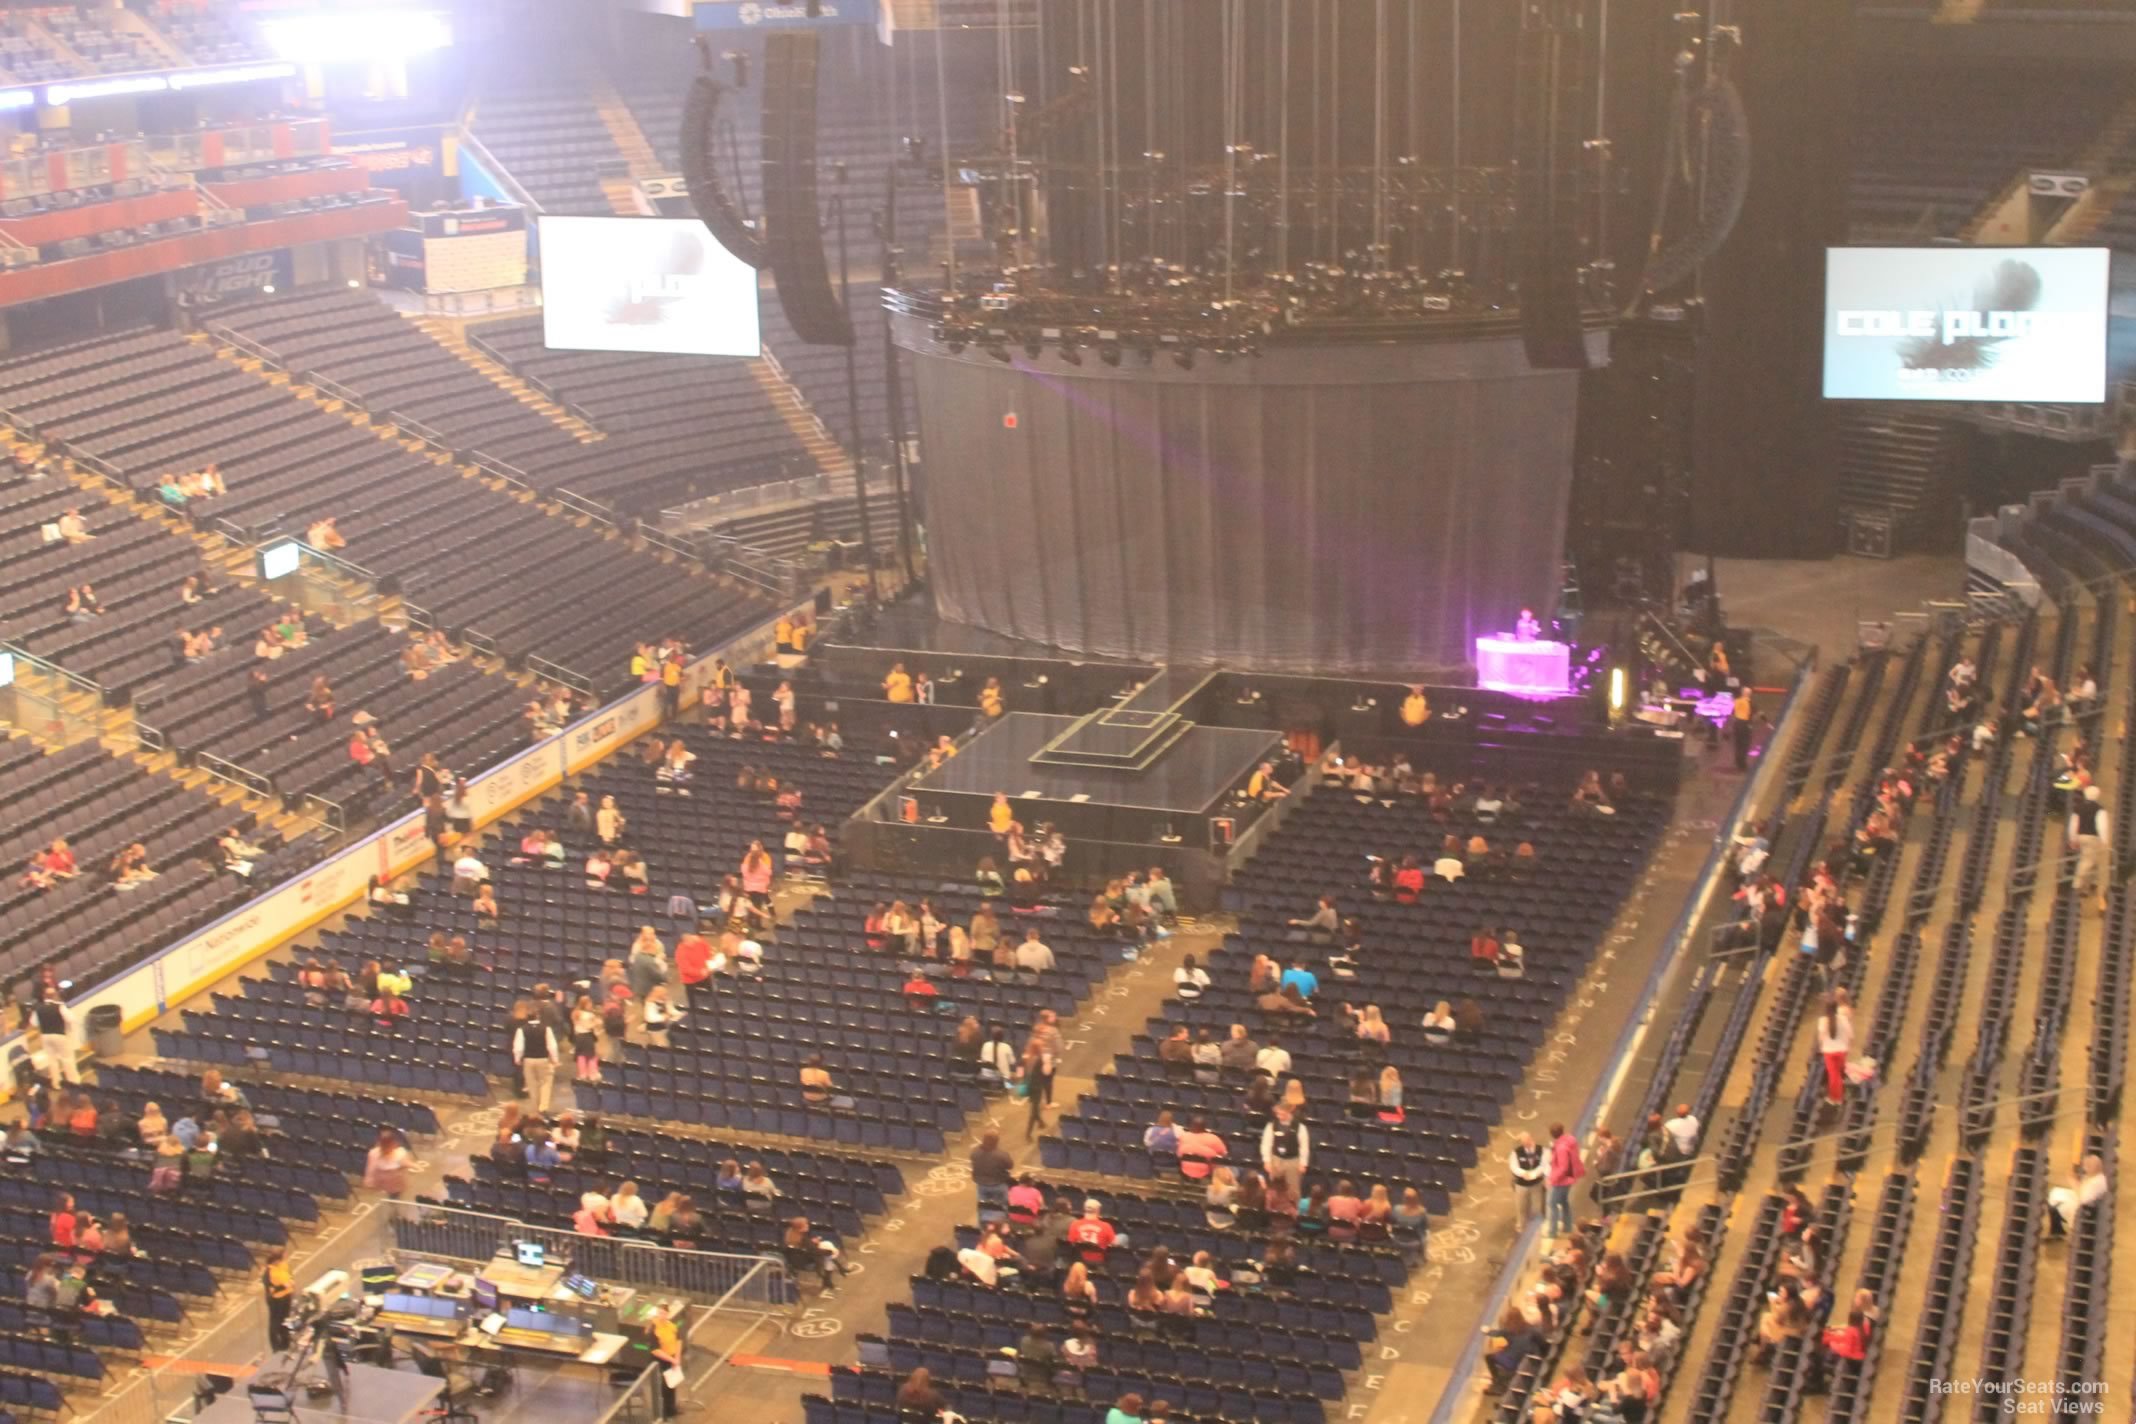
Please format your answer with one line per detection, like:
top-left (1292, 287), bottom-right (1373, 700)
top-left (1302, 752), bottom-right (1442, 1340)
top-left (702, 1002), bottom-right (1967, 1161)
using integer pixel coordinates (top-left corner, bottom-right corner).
top-left (1514, 0), bottom-right (1590, 372)
top-left (760, 31), bottom-right (853, 347)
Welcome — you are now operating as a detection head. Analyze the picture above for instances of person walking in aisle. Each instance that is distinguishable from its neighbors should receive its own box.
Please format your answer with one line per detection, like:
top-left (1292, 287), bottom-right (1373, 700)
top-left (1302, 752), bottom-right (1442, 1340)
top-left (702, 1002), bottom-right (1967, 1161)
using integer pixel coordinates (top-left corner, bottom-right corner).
top-left (1545, 1123), bottom-right (1584, 1239)
top-left (514, 1009), bottom-right (560, 1115)
top-left (1815, 990), bottom-right (1854, 1107)
top-left (2069, 783), bottom-right (2110, 912)
top-left (1509, 1132), bottom-right (1547, 1231)
top-left (262, 1246), bottom-right (295, 1351)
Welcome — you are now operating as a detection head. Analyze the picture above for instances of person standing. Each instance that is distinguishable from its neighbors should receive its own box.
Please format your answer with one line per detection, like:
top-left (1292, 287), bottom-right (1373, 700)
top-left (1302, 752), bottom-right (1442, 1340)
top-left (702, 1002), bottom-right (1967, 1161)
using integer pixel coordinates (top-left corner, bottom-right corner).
top-left (970, 1130), bottom-right (1014, 1207)
top-left (2069, 784), bottom-right (2110, 912)
top-left (647, 1304), bottom-right (684, 1418)
top-left (1545, 1123), bottom-right (1584, 1239)
top-left (515, 1009), bottom-right (560, 1114)
top-left (363, 1129), bottom-right (413, 1200)
top-left (1260, 1105), bottom-right (1310, 1196)
top-left (1730, 686), bottom-right (1754, 771)
top-left (30, 993), bottom-right (81, 1084)
top-left (1509, 1132), bottom-right (1546, 1230)
top-left (1815, 990), bottom-right (1854, 1107)
top-left (262, 1246), bottom-right (295, 1351)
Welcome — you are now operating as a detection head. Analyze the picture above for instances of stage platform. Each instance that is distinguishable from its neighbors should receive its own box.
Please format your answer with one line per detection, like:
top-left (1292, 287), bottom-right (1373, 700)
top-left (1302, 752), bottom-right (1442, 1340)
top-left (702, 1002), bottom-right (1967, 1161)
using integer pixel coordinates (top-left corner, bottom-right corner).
top-left (200, 1359), bottom-right (442, 1424)
top-left (910, 711), bottom-right (1278, 815)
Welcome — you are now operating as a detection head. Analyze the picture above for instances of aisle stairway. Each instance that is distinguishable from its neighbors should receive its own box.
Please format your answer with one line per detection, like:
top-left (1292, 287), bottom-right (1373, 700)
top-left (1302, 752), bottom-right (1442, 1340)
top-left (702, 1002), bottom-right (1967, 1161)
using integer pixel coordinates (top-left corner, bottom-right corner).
top-left (413, 315), bottom-right (605, 447)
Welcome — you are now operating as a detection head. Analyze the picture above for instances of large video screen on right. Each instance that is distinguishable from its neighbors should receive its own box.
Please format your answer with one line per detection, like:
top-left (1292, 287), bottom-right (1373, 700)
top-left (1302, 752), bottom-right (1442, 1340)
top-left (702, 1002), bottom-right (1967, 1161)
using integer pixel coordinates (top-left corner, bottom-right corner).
top-left (1823, 246), bottom-right (2110, 403)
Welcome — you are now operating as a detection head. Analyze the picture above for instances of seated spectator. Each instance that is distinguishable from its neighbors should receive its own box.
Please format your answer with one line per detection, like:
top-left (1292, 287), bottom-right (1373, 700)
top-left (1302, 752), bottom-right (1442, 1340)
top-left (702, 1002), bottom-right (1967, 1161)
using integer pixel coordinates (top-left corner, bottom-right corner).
top-left (55, 507), bottom-right (91, 543)
top-left (305, 517), bottom-right (346, 550)
top-left (2046, 1154), bottom-right (2108, 1239)
top-left (451, 849), bottom-right (489, 896)
top-left (1288, 895), bottom-right (1341, 936)
top-left (109, 843), bottom-right (156, 889)
top-left (1143, 1110), bottom-right (1180, 1155)
top-left (1420, 1000), bottom-right (1456, 1045)
top-left (64, 584), bottom-right (102, 621)
top-left (1433, 836), bottom-right (1466, 881)
top-left (1175, 1117), bottom-right (1227, 1180)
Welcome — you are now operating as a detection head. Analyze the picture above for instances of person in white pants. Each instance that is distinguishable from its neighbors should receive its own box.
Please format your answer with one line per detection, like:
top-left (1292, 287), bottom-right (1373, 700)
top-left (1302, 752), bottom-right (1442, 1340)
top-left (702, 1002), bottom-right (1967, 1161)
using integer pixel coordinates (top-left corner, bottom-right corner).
top-left (29, 995), bottom-right (81, 1084)
top-left (1509, 1133), bottom-right (1547, 1229)
top-left (514, 1017), bottom-right (559, 1115)
top-left (2069, 785), bottom-right (2110, 910)
top-left (2046, 1155), bottom-right (2108, 1239)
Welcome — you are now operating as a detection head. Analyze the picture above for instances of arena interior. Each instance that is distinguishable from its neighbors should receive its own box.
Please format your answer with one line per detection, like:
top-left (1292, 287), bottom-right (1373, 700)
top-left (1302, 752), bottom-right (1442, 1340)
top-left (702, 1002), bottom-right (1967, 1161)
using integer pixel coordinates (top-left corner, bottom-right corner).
top-left (0, 3), bottom-right (2129, 1424)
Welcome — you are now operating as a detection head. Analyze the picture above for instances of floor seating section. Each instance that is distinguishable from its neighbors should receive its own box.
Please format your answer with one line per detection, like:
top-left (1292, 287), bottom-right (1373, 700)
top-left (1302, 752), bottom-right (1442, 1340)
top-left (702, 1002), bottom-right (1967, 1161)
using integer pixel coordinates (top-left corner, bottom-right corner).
top-left (154, 723), bottom-right (932, 1114)
top-left (0, 460), bottom-right (280, 701)
top-left (0, 326), bottom-right (779, 695)
top-left (852, 737), bottom-right (1668, 1424)
top-left (1849, 67), bottom-right (2126, 238)
top-left (473, 316), bottom-right (810, 514)
top-left (135, 621), bottom-right (527, 814)
top-left (434, 1121), bottom-right (903, 1259)
top-left (0, 731), bottom-right (261, 1002)
top-left (1041, 751), bottom-right (1668, 1215)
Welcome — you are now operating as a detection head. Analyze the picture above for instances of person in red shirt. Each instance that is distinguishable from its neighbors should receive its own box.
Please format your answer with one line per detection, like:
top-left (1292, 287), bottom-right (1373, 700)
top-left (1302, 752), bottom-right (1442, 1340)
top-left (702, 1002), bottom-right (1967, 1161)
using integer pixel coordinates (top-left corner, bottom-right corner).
top-left (49, 1193), bottom-right (78, 1249)
top-left (1065, 1199), bottom-right (1118, 1261)
top-left (1469, 928), bottom-right (1501, 967)
top-left (902, 973), bottom-right (939, 1005)
top-left (38, 840), bottom-right (77, 879)
top-left (1392, 855), bottom-right (1425, 905)
top-left (675, 930), bottom-right (713, 988)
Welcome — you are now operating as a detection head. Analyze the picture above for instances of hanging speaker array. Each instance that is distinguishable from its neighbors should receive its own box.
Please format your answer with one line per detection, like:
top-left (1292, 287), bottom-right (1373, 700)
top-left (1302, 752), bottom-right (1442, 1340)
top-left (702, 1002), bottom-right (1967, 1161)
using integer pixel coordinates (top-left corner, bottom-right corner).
top-left (759, 31), bottom-right (853, 348)
top-left (679, 50), bottom-right (765, 271)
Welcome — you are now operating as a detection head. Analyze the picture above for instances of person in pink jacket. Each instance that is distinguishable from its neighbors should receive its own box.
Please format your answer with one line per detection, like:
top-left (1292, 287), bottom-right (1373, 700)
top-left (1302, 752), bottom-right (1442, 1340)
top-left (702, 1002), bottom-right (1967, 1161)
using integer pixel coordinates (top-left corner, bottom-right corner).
top-left (1546, 1123), bottom-right (1585, 1239)
top-left (739, 841), bottom-right (775, 906)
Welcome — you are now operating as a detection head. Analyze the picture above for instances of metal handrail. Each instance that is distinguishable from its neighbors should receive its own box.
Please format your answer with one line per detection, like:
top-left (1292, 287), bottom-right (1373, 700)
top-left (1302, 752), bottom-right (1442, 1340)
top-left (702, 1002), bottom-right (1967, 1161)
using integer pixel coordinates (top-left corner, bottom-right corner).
top-left (526, 653), bottom-right (594, 699)
top-left (195, 749), bottom-right (274, 801)
top-left (304, 369), bottom-right (367, 410)
top-left (296, 792), bottom-right (345, 833)
top-left (639, 522), bottom-right (702, 566)
top-left (452, 126), bottom-right (543, 214)
top-left (552, 485), bottom-right (617, 528)
top-left (208, 324), bottom-right (282, 369)
top-left (468, 450), bottom-right (536, 495)
top-left (282, 537), bottom-right (383, 590)
top-left (1, 639), bottom-right (105, 706)
top-left (385, 408), bottom-right (453, 456)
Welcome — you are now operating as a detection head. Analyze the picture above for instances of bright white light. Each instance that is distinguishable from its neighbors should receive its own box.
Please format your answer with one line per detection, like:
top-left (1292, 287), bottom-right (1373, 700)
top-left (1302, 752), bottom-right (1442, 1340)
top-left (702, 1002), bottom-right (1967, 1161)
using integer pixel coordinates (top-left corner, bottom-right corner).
top-left (261, 12), bottom-right (452, 65)
top-left (168, 62), bottom-right (298, 91)
top-left (1608, 666), bottom-right (1626, 715)
top-left (262, 285), bottom-right (276, 294)
top-left (0, 89), bottom-right (32, 111)
top-left (45, 74), bottom-right (168, 105)
top-left (258, 540), bottom-right (302, 580)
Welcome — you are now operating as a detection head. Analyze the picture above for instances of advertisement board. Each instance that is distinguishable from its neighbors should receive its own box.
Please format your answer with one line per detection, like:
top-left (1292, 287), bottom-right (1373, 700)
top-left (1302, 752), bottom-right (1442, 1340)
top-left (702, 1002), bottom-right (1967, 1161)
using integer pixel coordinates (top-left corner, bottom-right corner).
top-left (174, 248), bottom-right (294, 304)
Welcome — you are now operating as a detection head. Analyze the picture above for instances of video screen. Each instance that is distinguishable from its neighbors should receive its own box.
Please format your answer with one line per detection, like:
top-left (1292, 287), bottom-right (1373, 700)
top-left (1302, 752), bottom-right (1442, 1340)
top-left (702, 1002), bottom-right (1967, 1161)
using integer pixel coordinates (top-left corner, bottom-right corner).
top-left (1823, 246), bottom-right (2109, 403)
top-left (539, 216), bottom-right (761, 358)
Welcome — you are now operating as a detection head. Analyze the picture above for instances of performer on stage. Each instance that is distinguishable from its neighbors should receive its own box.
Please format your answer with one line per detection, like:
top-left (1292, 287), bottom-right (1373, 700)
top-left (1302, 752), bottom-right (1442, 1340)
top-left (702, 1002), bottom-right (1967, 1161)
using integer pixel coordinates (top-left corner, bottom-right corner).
top-left (1514, 608), bottom-right (1543, 642)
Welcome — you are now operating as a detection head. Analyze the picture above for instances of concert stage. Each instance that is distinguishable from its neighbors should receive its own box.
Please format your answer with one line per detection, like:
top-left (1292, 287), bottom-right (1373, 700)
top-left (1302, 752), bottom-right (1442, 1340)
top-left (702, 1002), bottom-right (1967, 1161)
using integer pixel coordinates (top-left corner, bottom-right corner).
top-left (893, 315), bottom-right (1604, 678)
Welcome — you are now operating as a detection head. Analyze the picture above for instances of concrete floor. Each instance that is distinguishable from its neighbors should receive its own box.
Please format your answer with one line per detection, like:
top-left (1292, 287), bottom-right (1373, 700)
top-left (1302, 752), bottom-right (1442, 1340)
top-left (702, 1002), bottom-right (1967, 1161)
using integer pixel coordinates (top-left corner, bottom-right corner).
top-left (1715, 553), bottom-right (1966, 668)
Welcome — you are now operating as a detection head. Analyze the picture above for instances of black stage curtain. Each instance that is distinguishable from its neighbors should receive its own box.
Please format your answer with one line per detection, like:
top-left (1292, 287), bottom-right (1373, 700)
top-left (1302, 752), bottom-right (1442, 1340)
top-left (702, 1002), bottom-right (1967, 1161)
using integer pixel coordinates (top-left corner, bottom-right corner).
top-left (907, 336), bottom-right (1582, 675)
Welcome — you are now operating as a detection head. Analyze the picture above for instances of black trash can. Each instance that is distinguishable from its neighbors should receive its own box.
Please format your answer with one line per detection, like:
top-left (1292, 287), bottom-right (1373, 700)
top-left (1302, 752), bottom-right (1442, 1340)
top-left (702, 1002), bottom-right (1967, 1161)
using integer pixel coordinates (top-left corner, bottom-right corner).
top-left (85, 1004), bottom-right (123, 1059)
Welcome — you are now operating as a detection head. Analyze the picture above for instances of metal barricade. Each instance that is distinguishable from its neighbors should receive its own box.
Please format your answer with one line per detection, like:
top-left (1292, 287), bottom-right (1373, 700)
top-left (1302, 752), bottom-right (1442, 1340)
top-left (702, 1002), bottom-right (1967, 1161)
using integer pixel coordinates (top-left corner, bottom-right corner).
top-left (379, 1202), bottom-right (787, 1309)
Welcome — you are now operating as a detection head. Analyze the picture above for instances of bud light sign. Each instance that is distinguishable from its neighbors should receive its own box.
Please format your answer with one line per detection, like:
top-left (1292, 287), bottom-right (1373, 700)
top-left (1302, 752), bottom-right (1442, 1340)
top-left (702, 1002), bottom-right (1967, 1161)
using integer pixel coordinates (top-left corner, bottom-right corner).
top-left (176, 250), bottom-right (294, 305)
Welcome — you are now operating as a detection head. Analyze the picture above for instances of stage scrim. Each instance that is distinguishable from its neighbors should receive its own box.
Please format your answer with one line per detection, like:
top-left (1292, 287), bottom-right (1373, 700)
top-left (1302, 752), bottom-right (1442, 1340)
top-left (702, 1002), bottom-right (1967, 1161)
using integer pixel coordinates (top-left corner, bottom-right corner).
top-left (894, 317), bottom-right (1600, 676)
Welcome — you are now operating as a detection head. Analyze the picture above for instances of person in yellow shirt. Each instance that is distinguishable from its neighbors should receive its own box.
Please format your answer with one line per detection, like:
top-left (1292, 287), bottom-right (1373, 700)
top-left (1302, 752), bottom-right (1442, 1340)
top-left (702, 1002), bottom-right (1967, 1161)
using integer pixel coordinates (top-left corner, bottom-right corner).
top-left (262, 1246), bottom-right (295, 1351)
top-left (648, 1305), bottom-right (684, 1418)
top-left (1400, 685), bottom-right (1429, 727)
top-left (884, 663), bottom-right (915, 704)
top-left (774, 616), bottom-right (795, 654)
top-left (980, 677), bottom-right (1005, 719)
top-left (989, 794), bottom-right (1015, 835)
top-left (790, 619), bottom-right (812, 655)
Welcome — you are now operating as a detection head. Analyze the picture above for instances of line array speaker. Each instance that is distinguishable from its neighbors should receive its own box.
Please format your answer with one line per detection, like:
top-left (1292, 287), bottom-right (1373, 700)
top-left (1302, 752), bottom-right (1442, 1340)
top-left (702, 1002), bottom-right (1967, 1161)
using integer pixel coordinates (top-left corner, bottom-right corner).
top-left (761, 31), bottom-right (853, 347)
top-left (679, 64), bottom-right (764, 269)
top-left (1514, 0), bottom-right (1590, 371)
